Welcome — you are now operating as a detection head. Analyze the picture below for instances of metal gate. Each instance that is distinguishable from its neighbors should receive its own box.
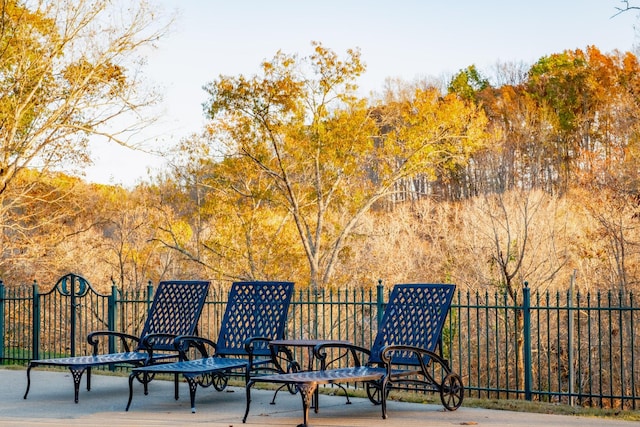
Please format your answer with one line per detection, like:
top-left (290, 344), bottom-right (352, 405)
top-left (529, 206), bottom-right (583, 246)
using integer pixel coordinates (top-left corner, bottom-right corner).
top-left (34, 273), bottom-right (112, 359)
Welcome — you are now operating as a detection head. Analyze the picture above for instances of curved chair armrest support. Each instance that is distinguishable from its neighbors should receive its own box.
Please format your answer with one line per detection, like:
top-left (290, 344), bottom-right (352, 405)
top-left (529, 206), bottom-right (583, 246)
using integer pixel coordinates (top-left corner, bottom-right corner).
top-left (140, 332), bottom-right (184, 359)
top-left (380, 344), bottom-right (445, 375)
top-left (314, 342), bottom-right (371, 369)
top-left (246, 337), bottom-right (293, 374)
top-left (173, 335), bottom-right (218, 360)
top-left (244, 336), bottom-right (271, 353)
top-left (244, 336), bottom-right (273, 365)
top-left (87, 330), bottom-right (140, 355)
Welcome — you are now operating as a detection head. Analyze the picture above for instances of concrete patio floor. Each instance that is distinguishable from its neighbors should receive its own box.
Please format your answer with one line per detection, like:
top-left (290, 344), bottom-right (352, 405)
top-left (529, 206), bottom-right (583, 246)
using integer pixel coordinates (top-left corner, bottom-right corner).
top-left (0, 367), bottom-right (637, 426)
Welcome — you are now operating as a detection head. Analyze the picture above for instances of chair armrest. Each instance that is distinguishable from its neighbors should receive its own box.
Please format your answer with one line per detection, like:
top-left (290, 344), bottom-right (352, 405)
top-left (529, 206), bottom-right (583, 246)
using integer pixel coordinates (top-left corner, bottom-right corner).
top-left (139, 332), bottom-right (183, 358)
top-left (380, 344), bottom-right (445, 374)
top-left (244, 336), bottom-right (274, 366)
top-left (173, 335), bottom-right (218, 360)
top-left (245, 337), bottom-right (294, 374)
top-left (244, 336), bottom-right (271, 353)
top-left (313, 342), bottom-right (371, 369)
top-left (87, 331), bottom-right (140, 355)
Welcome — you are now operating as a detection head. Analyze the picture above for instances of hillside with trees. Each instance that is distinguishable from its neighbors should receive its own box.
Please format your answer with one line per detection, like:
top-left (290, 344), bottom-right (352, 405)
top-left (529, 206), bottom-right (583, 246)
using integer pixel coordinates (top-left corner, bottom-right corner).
top-left (2, 2), bottom-right (640, 301)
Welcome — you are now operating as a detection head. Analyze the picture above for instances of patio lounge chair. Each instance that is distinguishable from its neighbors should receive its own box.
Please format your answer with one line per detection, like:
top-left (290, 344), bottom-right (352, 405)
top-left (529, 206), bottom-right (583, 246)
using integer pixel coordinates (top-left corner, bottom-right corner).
top-left (243, 283), bottom-right (463, 427)
top-left (125, 280), bottom-right (295, 413)
top-left (24, 279), bottom-right (210, 403)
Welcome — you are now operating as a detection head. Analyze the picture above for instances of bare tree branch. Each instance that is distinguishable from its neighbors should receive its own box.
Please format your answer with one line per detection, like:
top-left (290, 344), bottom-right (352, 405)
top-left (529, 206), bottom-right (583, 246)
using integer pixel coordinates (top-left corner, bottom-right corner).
top-left (613, 0), bottom-right (640, 17)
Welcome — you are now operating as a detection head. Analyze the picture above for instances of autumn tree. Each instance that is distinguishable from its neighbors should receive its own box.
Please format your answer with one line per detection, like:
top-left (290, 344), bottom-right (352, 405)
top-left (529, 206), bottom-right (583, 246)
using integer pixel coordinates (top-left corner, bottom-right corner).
top-left (89, 184), bottom-right (186, 291)
top-left (454, 189), bottom-right (568, 395)
top-left (151, 133), bottom-right (306, 283)
top-left (0, 0), bottom-right (171, 194)
top-left (0, 0), bottom-right (171, 280)
top-left (458, 63), bottom-right (559, 195)
top-left (445, 48), bottom-right (640, 198)
top-left (0, 170), bottom-right (89, 284)
top-left (201, 43), bottom-right (490, 291)
top-left (525, 47), bottom-right (640, 192)
top-left (0, 171), bottom-right (184, 290)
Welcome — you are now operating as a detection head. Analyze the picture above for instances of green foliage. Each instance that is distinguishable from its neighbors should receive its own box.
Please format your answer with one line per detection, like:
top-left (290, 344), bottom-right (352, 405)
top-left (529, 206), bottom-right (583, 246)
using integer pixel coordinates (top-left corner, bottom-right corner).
top-left (447, 65), bottom-right (490, 102)
top-left (527, 51), bottom-right (591, 131)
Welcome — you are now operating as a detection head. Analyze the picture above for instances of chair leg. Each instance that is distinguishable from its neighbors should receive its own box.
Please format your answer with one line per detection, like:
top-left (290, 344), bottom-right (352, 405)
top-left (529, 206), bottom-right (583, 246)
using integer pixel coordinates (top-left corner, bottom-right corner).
top-left (242, 379), bottom-right (255, 423)
top-left (297, 382), bottom-right (317, 427)
top-left (23, 363), bottom-right (33, 399)
top-left (143, 372), bottom-right (150, 395)
top-left (69, 366), bottom-right (87, 403)
top-left (270, 383), bottom-right (287, 404)
top-left (174, 373), bottom-right (179, 400)
top-left (185, 375), bottom-right (199, 413)
top-left (380, 377), bottom-right (389, 419)
top-left (24, 363), bottom-right (88, 403)
top-left (335, 383), bottom-right (352, 404)
top-left (131, 371), bottom-right (153, 395)
top-left (126, 373), bottom-right (136, 411)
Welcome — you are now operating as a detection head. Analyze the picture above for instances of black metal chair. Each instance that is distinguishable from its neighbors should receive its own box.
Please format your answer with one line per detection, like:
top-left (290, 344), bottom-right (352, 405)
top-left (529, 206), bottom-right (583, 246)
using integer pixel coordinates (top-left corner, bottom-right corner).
top-left (243, 283), bottom-right (464, 427)
top-left (125, 280), bottom-right (295, 413)
top-left (24, 280), bottom-right (210, 403)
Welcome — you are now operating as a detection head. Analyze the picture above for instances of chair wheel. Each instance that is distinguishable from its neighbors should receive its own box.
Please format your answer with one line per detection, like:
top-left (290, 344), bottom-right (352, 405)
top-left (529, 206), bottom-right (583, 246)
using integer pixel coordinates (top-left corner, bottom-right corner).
top-left (440, 372), bottom-right (464, 410)
top-left (134, 371), bottom-right (155, 385)
top-left (366, 382), bottom-right (389, 405)
top-left (212, 373), bottom-right (228, 391)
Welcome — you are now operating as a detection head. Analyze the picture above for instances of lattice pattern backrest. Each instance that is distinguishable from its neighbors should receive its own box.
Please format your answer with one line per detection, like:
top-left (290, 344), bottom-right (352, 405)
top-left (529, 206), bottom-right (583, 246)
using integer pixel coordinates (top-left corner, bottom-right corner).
top-left (137, 280), bottom-right (210, 352)
top-left (368, 283), bottom-right (455, 366)
top-left (216, 281), bottom-right (294, 357)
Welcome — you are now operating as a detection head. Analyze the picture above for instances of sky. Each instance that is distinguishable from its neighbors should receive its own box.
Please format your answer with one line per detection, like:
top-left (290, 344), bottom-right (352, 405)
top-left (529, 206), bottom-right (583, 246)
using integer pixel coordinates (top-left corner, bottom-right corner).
top-left (82, 0), bottom-right (640, 187)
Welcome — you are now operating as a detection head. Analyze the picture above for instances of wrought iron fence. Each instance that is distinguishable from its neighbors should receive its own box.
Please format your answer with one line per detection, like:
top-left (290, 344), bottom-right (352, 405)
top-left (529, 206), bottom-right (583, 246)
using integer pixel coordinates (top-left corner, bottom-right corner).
top-left (0, 276), bottom-right (638, 409)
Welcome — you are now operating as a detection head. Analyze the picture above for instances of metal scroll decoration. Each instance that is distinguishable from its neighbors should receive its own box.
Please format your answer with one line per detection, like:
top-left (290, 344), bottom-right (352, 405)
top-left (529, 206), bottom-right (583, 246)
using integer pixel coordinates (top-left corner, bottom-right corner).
top-left (57, 273), bottom-right (89, 297)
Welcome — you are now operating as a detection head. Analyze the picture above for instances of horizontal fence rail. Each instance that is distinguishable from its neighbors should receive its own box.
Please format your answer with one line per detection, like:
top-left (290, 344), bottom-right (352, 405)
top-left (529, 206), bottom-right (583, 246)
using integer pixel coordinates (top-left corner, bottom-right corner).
top-left (0, 278), bottom-right (638, 409)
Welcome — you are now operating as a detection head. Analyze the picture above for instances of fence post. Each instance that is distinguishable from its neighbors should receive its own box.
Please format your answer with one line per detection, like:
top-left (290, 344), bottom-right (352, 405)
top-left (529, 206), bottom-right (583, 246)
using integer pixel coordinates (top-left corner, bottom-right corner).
top-left (0, 280), bottom-right (4, 362)
top-left (523, 281), bottom-right (532, 400)
top-left (568, 270), bottom-right (576, 406)
top-left (69, 274), bottom-right (77, 357)
top-left (31, 280), bottom-right (40, 361)
top-left (146, 280), bottom-right (153, 312)
top-left (108, 281), bottom-right (117, 355)
top-left (376, 279), bottom-right (384, 327)
top-left (313, 288), bottom-right (320, 339)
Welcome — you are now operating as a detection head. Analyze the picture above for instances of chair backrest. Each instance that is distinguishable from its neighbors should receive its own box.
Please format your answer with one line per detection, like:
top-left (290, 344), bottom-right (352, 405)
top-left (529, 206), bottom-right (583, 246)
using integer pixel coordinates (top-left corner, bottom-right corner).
top-left (136, 280), bottom-right (210, 352)
top-left (215, 281), bottom-right (294, 357)
top-left (368, 283), bottom-right (456, 366)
